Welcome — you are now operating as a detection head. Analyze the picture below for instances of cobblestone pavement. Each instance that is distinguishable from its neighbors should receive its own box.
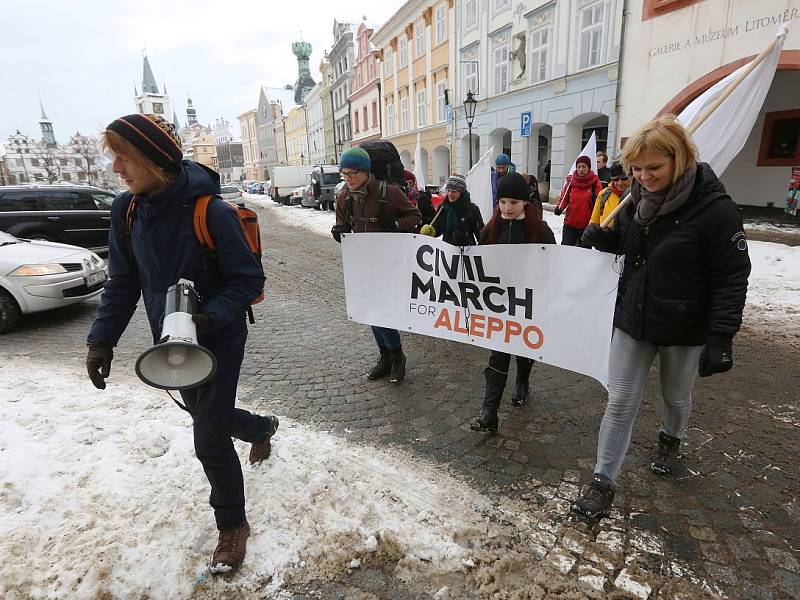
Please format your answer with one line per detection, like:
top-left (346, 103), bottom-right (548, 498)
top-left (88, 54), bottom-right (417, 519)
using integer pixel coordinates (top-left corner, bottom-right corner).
top-left (3, 201), bottom-right (798, 599)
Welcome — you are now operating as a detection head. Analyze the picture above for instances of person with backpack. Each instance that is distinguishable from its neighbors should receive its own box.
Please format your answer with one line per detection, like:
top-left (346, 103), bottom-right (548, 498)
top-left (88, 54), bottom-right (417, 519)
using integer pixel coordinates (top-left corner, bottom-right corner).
top-left (491, 153), bottom-right (512, 208)
top-left (586, 161), bottom-right (630, 230)
top-left (470, 173), bottom-right (556, 433)
top-left (405, 169), bottom-right (437, 227)
top-left (85, 114), bottom-right (278, 575)
top-left (330, 147), bottom-right (421, 383)
top-left (554, 155), bottom-right (601, 246)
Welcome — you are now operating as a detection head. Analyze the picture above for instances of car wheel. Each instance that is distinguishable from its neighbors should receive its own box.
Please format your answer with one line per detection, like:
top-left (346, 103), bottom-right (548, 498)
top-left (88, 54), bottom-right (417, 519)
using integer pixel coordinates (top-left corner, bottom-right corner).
top-left (314, 203), bottom-right (321, 210)
top-left (0, 289), bottom-right (22, 334)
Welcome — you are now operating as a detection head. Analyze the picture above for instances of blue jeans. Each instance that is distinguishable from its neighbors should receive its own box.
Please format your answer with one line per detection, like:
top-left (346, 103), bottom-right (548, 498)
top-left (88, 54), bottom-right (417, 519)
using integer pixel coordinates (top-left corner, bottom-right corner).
top-left (371, 326), bottom-right (401, 351)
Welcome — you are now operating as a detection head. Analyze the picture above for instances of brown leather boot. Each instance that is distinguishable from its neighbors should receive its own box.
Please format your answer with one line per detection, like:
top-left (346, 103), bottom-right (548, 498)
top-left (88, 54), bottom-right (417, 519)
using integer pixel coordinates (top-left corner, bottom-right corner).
top-left (210, 520), bottom-right (251, 574)
top-left (249, 415), bottom-right (279, 465)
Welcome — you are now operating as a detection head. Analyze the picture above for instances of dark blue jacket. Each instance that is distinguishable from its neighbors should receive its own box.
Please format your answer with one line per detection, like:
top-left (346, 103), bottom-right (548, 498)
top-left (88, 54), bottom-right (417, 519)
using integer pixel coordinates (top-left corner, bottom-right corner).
top-left (88, 161), bottom-right (264, 348)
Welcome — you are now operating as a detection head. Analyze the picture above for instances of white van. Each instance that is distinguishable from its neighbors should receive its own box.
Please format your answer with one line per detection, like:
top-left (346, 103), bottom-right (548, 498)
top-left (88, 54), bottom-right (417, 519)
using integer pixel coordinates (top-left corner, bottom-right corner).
top-left (271, 165), bottom-right (314, 205)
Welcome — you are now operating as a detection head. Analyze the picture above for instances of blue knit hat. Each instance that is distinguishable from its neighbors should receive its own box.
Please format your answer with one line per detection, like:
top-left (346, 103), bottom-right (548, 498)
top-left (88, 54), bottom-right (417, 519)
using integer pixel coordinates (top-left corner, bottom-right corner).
top-left (339, 147), bottom-right (371, 172)
top-left (495, 153), bottom-right (510, 166)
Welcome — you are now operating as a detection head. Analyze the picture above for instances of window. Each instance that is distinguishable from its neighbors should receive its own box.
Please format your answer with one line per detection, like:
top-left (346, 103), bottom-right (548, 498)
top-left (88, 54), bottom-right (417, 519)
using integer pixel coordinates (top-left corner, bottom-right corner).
top-left (415, 21), bottom-right (425, 57)
top-left (464, 57), bottom-right (479, 94)
top-left (59, 158), bottom-right (68, 166)
top-left (368, 59), bottom-right (374, 80)
top-left (400, 96), bottom-right (409, 132)
top-left (15, 159), bottom-right (24, 167)
top-left (0, 192), bottom-right (39, 211)
top-left (31, 159), bottom-right (40, 167)
top-left (39, 192), bottom-right (94, 211)
top-left (579, 2), bottom-right (605, 69)
top-left (417, 90), bottom-right (427, 128)
top-left (62, 173), bottom-right (71, 181)
top-left (372, 101), bottom-right (378, 126)
top-left (464, 0), bottom-right (477, 29)
top-left (758, 109), bottom-right (800, 166)
top-left (398, 36), bottom-right (408, 68)
top-left (436, 6), bottom-right (446, 44)
top-left (92, 193), bottom-right (115, 209)
top-left (494, 0), bottom-right (510, 12)
top-left (387, 102), bottom-right (396, 135)
top-left (493, 35), bottom-right (510, 95)
top-left (529, 25), bottom-right (550, 83)
top-left (437, 81), bottom-right (447, 123)
top-left (354, 112), bottom-right (359, 133)
top-left (385, 47), bottom-right (393, 76)
top-left (362, 107), bottom-right (368, 130)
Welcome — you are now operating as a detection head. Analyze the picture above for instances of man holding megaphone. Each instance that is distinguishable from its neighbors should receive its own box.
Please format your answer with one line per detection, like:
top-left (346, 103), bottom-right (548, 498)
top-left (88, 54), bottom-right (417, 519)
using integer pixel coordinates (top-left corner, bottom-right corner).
top-left (86, 114), bottom-right (277, 575)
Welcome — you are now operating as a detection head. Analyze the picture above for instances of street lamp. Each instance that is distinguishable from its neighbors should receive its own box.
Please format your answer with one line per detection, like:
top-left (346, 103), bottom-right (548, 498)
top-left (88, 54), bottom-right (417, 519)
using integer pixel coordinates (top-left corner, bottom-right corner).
top-left (464, 91), bottom-right (478, 170)
top-left (300, 152), bottom-right (304, 165)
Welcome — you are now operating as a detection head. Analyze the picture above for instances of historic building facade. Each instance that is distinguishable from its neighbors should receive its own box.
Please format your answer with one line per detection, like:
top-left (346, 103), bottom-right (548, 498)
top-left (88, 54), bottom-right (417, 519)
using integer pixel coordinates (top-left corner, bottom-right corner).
top-left (617, 0), bottom-right (800, 207)
top-left (237, 109), bottom-right (259, 181)
top-left (350, 19), bottom-right (382, 145)
top-left (373, 0), bottom-right (453, 186)
top-left (449, 0), bottom-right (624, 198)
top-left (330, 20), bottom-right (358, 159)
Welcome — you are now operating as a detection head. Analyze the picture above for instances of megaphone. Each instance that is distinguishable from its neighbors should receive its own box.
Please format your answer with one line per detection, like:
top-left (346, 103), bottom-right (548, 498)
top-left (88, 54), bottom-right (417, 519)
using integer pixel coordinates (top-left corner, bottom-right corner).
top-left (135, 279), bottom-right (217, 390)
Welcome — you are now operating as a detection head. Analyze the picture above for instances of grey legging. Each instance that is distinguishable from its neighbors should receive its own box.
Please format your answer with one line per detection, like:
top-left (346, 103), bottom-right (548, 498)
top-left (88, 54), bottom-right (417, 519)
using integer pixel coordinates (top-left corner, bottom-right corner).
top-left (594, 328), bottom-right (704, 485)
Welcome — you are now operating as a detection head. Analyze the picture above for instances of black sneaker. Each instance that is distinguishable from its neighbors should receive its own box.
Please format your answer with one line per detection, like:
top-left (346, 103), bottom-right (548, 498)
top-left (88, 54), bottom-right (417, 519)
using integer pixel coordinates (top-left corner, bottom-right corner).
top-left (571, 475), bottom-right (615, 518)
top-left (650, 431), bottom-right (681, 476)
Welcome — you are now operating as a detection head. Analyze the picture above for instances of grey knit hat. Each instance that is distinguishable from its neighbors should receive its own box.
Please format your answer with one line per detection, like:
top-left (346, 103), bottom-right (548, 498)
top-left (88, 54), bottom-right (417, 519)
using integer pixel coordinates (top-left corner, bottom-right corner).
top-left (445, 174), bottom-right (467, 193)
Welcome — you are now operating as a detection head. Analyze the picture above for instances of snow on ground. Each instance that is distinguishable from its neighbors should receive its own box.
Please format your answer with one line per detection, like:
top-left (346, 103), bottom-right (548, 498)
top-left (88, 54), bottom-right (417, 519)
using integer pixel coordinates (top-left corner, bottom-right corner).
top-left (247, 195), bottom-right (798, 333)
top-left (0, 359), bottom-right (487, 599)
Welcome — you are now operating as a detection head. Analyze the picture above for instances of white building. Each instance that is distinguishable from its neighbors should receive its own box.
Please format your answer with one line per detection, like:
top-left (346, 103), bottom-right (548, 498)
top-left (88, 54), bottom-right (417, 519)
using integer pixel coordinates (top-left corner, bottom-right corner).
top-left (305, 82), bottom-right (327, 165)
top-left (329, 20), bottom-right (358, 159)
top-left (617, 0), bottom-right (800, 207)
top-left (453, 0), bottom-right (624, 198)
top-left (134, 53), bottom-right (173, 123)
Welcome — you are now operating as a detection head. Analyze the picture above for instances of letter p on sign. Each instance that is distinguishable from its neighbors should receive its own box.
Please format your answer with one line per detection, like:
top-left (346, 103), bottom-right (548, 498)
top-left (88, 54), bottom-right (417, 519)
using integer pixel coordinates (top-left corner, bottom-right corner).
top-left (521, 112), bottom-right (532, 137)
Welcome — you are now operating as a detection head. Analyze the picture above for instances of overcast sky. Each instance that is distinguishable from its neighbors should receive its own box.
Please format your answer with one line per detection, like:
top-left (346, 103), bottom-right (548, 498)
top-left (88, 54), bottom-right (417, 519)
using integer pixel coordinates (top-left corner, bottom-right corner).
top-left (0, 0), bottom-right (403, 146)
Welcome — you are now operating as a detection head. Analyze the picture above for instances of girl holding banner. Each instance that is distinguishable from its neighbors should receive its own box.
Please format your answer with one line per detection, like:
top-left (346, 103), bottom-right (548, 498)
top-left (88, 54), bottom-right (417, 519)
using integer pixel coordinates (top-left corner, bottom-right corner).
top-left (469, 173), bottom-right (556, 433)
top-left (572, 115), bottom-right (751, 519)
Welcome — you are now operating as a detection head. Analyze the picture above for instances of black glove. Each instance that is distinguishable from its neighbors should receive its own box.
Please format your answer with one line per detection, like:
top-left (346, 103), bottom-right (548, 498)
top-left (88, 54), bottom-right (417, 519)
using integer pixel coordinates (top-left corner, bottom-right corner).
top-left (579, 224), bottom-right (611, 249)
top-left (86, 342), bottom-right (113, 390)
top-left (192, 313), bottom-right (213, 335)
top-left (331, 223), bottom-right (348, 243)
top-left (698, 336), bottom-right (733, 377)
top-left (452, 230), bottom-right (469, 246)
top-left (554, 207), bottom-right (563, 216)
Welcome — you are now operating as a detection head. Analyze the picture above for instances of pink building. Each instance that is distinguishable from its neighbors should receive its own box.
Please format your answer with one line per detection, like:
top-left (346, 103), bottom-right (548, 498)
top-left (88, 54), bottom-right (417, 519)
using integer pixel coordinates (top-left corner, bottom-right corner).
top-left (349, 19), bottom-right (382, 145)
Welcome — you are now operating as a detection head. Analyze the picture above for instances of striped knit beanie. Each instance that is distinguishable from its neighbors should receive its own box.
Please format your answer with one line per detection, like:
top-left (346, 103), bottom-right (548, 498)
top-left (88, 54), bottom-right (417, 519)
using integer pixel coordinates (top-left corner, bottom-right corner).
top-left (107, 114), bottom-right (183, 173)
top-left (339, 147), bottom-right (371, 172)
top-left (445, 174), bottom-right (467, 193)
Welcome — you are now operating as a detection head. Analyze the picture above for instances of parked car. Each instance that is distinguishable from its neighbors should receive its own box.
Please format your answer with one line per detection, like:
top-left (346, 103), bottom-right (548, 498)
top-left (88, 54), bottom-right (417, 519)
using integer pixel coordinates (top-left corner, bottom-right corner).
top-left (219, 185), bottom-right (242, 202)
top-left (0, 185), bottom-right (116, 254)
top-left (301, 165), bottom-right (342, 211)
top-left (0, 231), bottom-right (107, 333)
top-left (289, 185), bottom-right (306, 206)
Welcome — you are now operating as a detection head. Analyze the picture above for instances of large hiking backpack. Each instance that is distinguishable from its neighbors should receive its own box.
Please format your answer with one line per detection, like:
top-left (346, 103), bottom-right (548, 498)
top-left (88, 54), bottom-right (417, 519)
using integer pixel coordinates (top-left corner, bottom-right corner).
top-left (359, 140), bottom-right (406, 188)
top-left (124, 194), bottom-right (265, 322)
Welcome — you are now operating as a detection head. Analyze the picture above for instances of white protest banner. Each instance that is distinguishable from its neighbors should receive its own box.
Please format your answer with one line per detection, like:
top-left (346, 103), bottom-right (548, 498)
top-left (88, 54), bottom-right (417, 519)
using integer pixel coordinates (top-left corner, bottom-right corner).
top-left (466, 146), bottom-right (495, 224)
top-left (341, 233), bottom-right (618, 387)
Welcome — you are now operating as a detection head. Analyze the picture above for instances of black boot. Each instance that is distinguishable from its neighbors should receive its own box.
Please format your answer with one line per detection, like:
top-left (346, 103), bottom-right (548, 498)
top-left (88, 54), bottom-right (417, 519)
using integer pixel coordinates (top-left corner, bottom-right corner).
top-left (511, 358), bottom-right (533, 407)
top-left (571, 474), bottom-right (615, 519)
top-left (389, 348), bottom-right (406, 383)
top-left (650, 431), bottom-right (681, 476)
top-left (367, 349), bottom-right (392, 380)
top-left (470, 380), bottom-right (504, 433)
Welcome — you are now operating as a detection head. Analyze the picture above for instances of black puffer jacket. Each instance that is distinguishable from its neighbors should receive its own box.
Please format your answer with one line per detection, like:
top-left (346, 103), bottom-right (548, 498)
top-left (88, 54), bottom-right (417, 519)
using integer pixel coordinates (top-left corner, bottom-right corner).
top-left (440, 192), bottom-right (485, 246)
top-left (595, 162), bottom-right (750, 346)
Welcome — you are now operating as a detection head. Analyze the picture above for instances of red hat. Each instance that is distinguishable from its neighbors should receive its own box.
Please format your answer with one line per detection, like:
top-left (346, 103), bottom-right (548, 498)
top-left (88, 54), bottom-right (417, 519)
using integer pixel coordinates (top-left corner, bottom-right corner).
top-left (404, 169), bottom-right (416, 182)
top-left (576, 156), bottom-right (592, 168)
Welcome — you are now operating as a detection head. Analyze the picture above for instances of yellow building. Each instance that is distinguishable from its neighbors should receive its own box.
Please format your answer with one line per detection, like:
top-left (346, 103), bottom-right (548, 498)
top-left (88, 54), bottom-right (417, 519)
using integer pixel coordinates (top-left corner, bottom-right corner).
top-left (190, 132), bottom-right (215, 169)
top-left (372, 0), bottom-right (453, 186)
top-left (284, 105), bottom-right (309, 166)
top-left (237, 109), bottom-right (259, 180)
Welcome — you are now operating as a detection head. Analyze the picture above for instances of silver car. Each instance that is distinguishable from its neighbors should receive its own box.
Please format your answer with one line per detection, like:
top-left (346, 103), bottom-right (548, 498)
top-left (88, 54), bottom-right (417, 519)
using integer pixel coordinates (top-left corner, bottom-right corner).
top-left (220, 185), bottom-right (243, 202)
top-left (0, 231), bottom-right (107, 333)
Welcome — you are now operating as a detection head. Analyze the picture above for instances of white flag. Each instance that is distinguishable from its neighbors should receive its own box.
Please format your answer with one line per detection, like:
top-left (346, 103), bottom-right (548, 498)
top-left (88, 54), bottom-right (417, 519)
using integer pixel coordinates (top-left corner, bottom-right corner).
top-left (413, 132), bottom-right (426, 191)
top-left (466, 146), bottom-right (495, 224)
top-left (559, 132), bottom-right (597, 200)
top-left (677, 25), bottom-right (788, 176)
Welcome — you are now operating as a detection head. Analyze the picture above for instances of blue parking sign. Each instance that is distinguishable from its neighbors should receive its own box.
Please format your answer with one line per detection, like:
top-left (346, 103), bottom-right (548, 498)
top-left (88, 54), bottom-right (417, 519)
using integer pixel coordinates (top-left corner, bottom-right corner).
top-left (521, 112), bottom-right (532, 137)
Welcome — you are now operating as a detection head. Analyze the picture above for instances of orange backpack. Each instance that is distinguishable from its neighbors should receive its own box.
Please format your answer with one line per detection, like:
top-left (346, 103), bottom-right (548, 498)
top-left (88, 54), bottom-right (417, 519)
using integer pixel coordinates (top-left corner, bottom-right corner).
top-left (124, 194), bottom-right (265, 321)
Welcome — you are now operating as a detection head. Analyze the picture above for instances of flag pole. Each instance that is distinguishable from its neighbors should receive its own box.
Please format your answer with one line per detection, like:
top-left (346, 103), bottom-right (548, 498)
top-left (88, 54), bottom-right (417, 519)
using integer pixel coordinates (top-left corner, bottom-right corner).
top-left (599, 32), bottom-right (784, 229)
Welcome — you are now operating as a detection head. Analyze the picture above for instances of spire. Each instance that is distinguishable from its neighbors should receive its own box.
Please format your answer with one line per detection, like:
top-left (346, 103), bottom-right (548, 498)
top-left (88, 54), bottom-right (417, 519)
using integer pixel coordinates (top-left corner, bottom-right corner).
top-left (142, 50), bottom-right (159, 94)
top-left (38, 96), bottom-right (56, 146)
top-left (134, 80), bottom-right (138, 96)
top-left (172, 111), bottom-right (181, 132)
top-left (186, 93), bottom-right (197, 125)
top-left (163, 80), bottom-right (168, 94)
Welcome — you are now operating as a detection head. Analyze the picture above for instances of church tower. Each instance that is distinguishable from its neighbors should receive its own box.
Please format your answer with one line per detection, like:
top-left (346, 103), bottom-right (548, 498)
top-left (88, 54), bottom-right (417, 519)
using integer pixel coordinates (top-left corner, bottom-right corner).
top-left (134, 51), bottom-right (173, 119)
top-left (292, 40), bottom-right (316, 105)
top-left (186, 95), bottom-right (198, 126)
top-left (39, 99), bottom-right (56, 146)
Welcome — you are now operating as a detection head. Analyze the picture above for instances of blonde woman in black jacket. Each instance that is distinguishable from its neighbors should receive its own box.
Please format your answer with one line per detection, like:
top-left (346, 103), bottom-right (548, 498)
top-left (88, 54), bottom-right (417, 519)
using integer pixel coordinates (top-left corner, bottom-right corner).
top-left (573, 115), bottom-right (751, 518)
